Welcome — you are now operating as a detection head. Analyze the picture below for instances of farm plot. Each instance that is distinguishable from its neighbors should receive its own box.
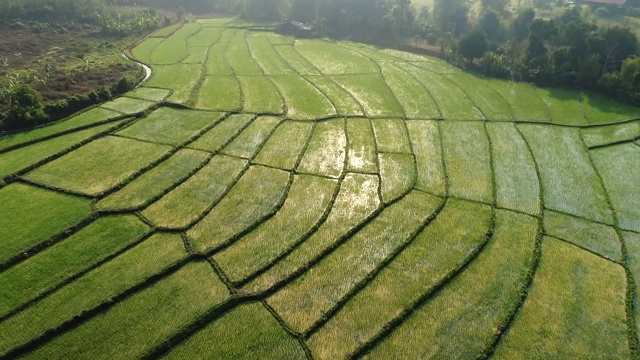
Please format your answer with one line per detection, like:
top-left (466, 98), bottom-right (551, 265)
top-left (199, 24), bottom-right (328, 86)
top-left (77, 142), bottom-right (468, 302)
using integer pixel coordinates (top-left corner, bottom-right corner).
top-left (221, 116), bottom-right (282, 159)
top-left (163, 303), bottom-right (306, 359)
top-left (247, 35), bottom-right (295, 75)
top-left (187, 165), bottom-right (291, 253)
top-left (581, 120), bottom-right (640, 148)
top-left (131, 37), bottom-right (162, 64)
top-left (331, 75), bottom-right (404, 117)
top-left (145, 64), bottom-right (202, 104)
top-left (24, 136), bottom-right (172, 196)
top-left (518, 124), bottom-right (613, 224)
top-left (580, 91), bottom-right (640, 124)
top-left (267, 191), bottom-right (443, 334)
top-left (188, 113), bottom-right (255, 153)
top-left (100, 97), bottom-right (156, 115)
top-left (148, 23), bottom-right (182, 38)
top-left (22, 262), bottom-right (229, 360)
top-left (0, 107), bottom-right (121, 152)
top-left (269, 75), bottom-right (336, 119)
top-left (187, 27), bottom-right (223, 47)
top-left (346, 118), bottom-right (378, 174)
top-left (242, 173), bottom-right (381, 294)
top-left (485, 80), bottom-right (550, 122)
top-left (125, 87), bottom-right (171, 102)
top-left (371, 118), bottom-right (412, 154)
top-left (441, 121), bottom-right (493, 204)
top-left (141, 155), bottom-right (247, 229)
top-left (0, 183), bottom-right (91, 266)
top-left (445, 73), bottom-right (514, 120)
top-left (365, 209), bottom-right (537, 360)
top-left (274, 45), bottom-right (320, 75)
top-left (406, 120), bottom-right (446, 197)
top-left (237, 76), bottom-right (284, 114)
top-left (226, 30), bottom-right (263, 76)
top-left (295, 40), bottom-right (379, 75)
top-left (297, 119), bottom-right (347, 179)
top-left (591, 143), bottom-right (640, 232)
top-left (0, 233), bottom-right (188, 356)
top-left (196, 76), bottom-right (242, 111)
top-left (0, 215), bottom-right (149, 319)
top-left (205, 41), bottom-right (234, 76)
top-left (544, 210), bottom-right (621, 262)
top-left (379, 153), bottom-right (416, 204)
top-left (150, 23), bottom-right (200, 65)
top-left (624, 231), bottom-right (640, 340)
top-left (493, 237), bottom-right (629, 359)
top-left (214, 175), bottom-right (338, 284)
top-left (380, 63), bottom-right (440, 119)
top-left (116, 108), bottom-right (223, 146)
top-left (486, 122), bottom-right (540, 215)
top-left (396, 63), bottom-right (484, 120)
top-left (306, 76), bottom-right (363, 116)
top-left (96, 149), bottom-right (210, 212)
top-left (181, 47), bottom-right (209, 64)
top-left (253, 121), bottom-right (313, 171)
top-left (536, 87), bottom-right (586, 125)
top-left (308, 199), bottom-right (492, 360)
top-left (0, 121), bottom-right (127, 179)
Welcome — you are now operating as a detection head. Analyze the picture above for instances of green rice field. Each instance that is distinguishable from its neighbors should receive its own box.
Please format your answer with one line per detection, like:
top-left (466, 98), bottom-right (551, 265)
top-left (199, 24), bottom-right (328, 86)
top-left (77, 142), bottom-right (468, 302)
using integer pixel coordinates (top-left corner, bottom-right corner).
top-left (0, 18), bottom-right (639, 359)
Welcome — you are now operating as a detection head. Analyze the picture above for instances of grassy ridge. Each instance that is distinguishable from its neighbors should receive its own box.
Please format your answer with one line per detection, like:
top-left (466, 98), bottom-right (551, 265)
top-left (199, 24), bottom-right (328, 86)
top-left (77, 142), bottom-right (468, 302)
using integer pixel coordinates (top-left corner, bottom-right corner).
top-left (406, 120), bottom-right (446, 197)
top-left (297, 119), bottom-right (346, 179)
top-left (253, 121), bottom-right (313, 171)
top-left (346, 118), bottom-right (378, 174)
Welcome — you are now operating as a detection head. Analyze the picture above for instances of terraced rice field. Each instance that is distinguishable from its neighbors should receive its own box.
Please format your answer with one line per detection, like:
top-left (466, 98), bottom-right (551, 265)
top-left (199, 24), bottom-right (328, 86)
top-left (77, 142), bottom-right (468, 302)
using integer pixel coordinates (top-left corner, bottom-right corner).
top-left (0, 18), bottom-right (639, 359)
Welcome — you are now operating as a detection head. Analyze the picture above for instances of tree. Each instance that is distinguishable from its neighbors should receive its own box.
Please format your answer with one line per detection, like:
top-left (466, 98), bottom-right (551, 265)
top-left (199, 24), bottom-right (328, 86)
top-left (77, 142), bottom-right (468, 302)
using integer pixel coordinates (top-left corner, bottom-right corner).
top-left (511, 7), bottom-right (535, 40)
top-left (620, 56), bottom-right (640, 90)
top-left (481, 0), bottom-right (508, 13)
top-left (458, 27), bottom-right (489, 60)
top-left (241, 0), bottom-right (280, 20)
top-left (289, 0), bottom-right (316, 23)
top-left (433, 0), bottom-right (468, 35)
top-left (480, 10), bottom-right (504, 43)
top-left (594, 26), bottom-right (638, 76)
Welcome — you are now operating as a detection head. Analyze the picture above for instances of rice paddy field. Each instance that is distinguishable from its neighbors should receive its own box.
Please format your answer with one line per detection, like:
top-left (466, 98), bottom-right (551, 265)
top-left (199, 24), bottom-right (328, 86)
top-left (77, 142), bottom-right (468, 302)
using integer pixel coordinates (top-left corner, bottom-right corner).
top-left (0, 17), bottom-right (639, 359)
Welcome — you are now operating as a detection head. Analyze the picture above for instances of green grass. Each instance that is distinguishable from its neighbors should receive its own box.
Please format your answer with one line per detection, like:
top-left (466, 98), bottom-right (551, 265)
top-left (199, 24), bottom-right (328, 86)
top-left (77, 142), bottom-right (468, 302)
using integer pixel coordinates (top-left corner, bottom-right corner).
top-left (274, 45), bottom-right (321, 75)
top-left (253, 121), bottom-right (313, 171)
top-left (163, 302), bottom-right (306, 359)
top-left (297, 119), bottom-right (347, 179)
top-left (486, 122), bottom-right (541, 215)
top-left (365, 209), bottom-right (537, 359)
top-left (295, 40), bottom-right (379, 75)
top-left (493, 237), bottom-right (629, 359)
top-left (406, 120), bottom-right (446, 197)
top-left (187, 165), bottom-right (291, 253)
top-left (267, 191), bottom-right (443, 334)
top-left (149, 23), bottom-right (182, 38)
top-left (0, 108), bottom-right (121, 152)
top-left (397, 63), bottom-right (484, 120)
top-left (582, 120), bottom-right (640, 148)
top-left (0, 215), bottom-right (149, 318)
top-left (0, 232), bottom-right (188, 356)
top-left (371, 118), bottom-right (412, 154)
top-left (331, 75), bottom-right (404, 117)
top-left (0, 183), bottom-right (91, 265)
top-left (270, 75), bottom-right (336, 120)
top-left (124, 87), bottom-right (171, 102)
top-left (196, 76), bottom-right (242, 111)
top-left (536, 87), bottom-right (586, 125)
top-left (237, 76), bottom-right (284, 114)
top-left (221, 116), bottom-right (282, 159)
top-left (117, 108), bottom-right (223, 146)
top-left (188, 114), bottom-right (255, 153)
top-left (544, 210), bottom-right (621, 262)
top-left (182, 46), bottom-right (209, 64)
top-left (346, 118), bottom-right (378, 174)
top-left (308, 199), bottom-right (492, 359)
top-left (187, 27), bottom-right (223, 47)
top-left (22, 262), bottom-right (229, 360)
top-left (150, 23), bottom-right (200, 65)
top-left (0, 121), bottom-right (126, 179)
top-left (246, 35), bottom-right (295, 75)
top-left (24, 136), bottom-right (172, 196)
top-left (206, 41), bottom-right (234, 76)
top-left (96, 149), bottom-right (210, 211)
top-left (591, 143), bottom-right (640, 232)
top-left (214, 175), bottom-right (338, 284)
top-left (379, 153), bottom-right (416, 204)
top-left (518, 124), bottom-right (613, 224)
top-left (131, 37), bottom-right (162, 64)
top-left (242, 173), bottom-right (381, 294)
top-left (141, 155), bottom-right (247, 229)
top-left (441, 121), bottom-right (493, 204)
top-left (380, 63), bottom-right (440, 119)
top-left (445, 73), bottom-right (514, 120)
top-left (145, 64), bottom-right (202, 104)
top-left (580, 91), bottom-right (640, 124)
top-left (100, 97), bottom-right (156, 115)
top-left (226, 30), bottom-right (263, 76)
top-left (485, 80), bottom-right (550, 122)
top-left (306, 76), bottom-right (363, 116)
top-left (623, 230), bottom-right (640, 343)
